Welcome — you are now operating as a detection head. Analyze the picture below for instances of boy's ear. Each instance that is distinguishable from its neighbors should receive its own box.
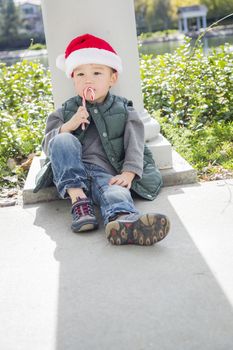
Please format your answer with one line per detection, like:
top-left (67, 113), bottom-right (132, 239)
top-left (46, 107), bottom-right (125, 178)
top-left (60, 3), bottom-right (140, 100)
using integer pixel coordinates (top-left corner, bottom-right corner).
top-left (110, 71), bottom-right (118, 86)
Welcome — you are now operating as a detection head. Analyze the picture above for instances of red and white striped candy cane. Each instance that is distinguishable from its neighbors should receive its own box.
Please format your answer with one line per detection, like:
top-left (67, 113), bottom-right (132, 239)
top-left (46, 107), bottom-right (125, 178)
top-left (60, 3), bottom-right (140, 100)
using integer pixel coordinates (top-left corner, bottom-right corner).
top-left (82, 87), bottom-right (95, 130)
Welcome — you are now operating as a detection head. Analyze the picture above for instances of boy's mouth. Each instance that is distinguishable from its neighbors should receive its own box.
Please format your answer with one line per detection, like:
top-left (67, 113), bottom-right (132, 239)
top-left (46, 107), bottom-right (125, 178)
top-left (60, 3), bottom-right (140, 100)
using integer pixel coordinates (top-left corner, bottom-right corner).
top-left (83, 87), bottom-right (95, 101)
top-left (82, 87), bottom-right (95, 108)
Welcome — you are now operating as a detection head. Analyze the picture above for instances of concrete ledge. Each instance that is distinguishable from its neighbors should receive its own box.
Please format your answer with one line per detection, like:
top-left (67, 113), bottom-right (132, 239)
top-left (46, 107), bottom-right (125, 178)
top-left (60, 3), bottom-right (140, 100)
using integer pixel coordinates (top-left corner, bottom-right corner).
top-left (23, 156), bottom-right (59, 205)
top-left (161, 150), bottom-right (197, 186)
top-left (147, 134), bottom-right (173, 169)
top-left (23, 150), bottom-right (197, 205)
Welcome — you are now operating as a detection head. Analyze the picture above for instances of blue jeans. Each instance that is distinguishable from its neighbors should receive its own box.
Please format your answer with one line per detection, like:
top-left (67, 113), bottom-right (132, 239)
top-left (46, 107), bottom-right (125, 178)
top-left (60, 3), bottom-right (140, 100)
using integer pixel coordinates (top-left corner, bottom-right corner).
top-left (48, 133), bottom-right (139, 225)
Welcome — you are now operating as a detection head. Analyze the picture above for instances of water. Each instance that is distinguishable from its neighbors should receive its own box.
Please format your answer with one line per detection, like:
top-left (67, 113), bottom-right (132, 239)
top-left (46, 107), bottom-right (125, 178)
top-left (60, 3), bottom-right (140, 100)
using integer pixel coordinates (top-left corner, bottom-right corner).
top-left (0, 51), bottom-right (49, 66)
top-left (139, 35), bottom-right (233, 56)
top-left (1, 35), bottom-right (233, 66)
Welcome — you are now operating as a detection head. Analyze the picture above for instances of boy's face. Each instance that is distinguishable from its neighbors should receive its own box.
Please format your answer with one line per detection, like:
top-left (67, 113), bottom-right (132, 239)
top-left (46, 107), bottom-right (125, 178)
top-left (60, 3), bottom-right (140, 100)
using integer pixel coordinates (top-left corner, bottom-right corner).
top-left (73, 64), bottom-right (118, 103)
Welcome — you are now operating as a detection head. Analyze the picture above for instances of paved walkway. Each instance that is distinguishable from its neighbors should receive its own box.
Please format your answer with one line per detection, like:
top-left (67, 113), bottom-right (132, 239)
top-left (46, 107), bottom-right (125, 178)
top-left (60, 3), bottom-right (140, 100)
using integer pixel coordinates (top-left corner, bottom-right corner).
top-left (0, 180), bottom-right (233, 350)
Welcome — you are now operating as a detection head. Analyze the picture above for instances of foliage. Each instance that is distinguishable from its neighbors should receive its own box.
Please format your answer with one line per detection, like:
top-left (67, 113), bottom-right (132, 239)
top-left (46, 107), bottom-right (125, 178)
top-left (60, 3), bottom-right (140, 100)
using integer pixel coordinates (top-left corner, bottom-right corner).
top-left (201, 0), bottom-right (233, 21)
top-left (134, 0), bottom-right (233, 32)
top-left (169, 0), bottom-right (200, 21)
top-left (141, 38), bottom-right (233, 126)
top-left (0, 60), bottom-right (54, 186)
top-left (138, 29), bottom-right (179, 41)
top-left (134, 0), bottom-right (157, 26)
top-left (0, 0), bottom-right (19, 39)
top-left (158, 119), bottom-right (233, 174)
top-left (0, 0), bottom-right (45, 50)
top-left (135, 0), bottom-right (173, 32)
top-left (29, 43), bottom-right (46, 50)
top-left (140, 38), bottom-right (233, 178)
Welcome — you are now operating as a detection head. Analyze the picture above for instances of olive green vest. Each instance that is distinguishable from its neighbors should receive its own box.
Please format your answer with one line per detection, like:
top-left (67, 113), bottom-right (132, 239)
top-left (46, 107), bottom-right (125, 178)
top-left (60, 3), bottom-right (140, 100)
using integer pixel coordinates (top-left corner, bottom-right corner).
top-left (34, 93), bottom-right (162, 200)
top-left (62, 93), bottom-right (128, 172)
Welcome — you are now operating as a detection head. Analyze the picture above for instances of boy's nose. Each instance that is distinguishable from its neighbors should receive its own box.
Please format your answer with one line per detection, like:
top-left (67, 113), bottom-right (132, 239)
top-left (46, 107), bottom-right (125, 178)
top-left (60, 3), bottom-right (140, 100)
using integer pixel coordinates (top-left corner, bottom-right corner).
top-left (85, 75), bottom-right (92, 83)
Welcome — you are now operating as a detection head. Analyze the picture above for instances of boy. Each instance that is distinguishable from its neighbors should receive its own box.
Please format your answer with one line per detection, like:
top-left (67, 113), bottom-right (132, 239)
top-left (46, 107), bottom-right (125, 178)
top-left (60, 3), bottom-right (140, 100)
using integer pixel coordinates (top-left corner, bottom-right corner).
top-left (34, 33), bottom-right (170, 246)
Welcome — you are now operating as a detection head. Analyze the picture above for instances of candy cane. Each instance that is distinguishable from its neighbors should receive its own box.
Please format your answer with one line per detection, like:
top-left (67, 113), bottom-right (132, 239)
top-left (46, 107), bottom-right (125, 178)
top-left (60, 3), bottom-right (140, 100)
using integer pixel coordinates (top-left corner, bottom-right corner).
top-left (82, 87), bottom-right (95, 130)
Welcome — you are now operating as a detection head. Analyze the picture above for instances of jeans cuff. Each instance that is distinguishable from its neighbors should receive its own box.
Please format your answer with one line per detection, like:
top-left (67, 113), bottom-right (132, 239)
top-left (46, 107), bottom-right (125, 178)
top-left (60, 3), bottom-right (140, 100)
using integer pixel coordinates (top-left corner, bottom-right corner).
top-left (104, 203), bottom-right (139, 225)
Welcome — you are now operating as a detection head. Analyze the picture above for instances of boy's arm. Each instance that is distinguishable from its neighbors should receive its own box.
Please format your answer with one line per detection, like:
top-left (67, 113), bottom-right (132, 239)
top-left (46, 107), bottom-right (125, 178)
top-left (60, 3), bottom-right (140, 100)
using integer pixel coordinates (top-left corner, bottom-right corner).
top-left (122, 107), bottom-right (145, 179)
top-left (42, 108), bottom-right (64, 155)
top-left (109, 107), bottom-right (144, 189)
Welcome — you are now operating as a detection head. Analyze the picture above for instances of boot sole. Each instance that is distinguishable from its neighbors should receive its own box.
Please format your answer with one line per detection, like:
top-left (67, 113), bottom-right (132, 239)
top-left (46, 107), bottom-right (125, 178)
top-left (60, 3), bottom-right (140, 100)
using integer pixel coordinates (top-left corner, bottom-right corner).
top-left (72, 222), bottom-right (98, 233)
top-left (106, 213), bottom-right (170, 246)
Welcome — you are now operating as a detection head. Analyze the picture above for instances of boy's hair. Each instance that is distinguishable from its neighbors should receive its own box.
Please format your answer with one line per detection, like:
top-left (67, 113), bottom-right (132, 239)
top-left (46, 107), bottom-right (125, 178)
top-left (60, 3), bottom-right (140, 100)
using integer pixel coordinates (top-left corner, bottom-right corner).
top-left (56, 33), bottom-right (122, 78)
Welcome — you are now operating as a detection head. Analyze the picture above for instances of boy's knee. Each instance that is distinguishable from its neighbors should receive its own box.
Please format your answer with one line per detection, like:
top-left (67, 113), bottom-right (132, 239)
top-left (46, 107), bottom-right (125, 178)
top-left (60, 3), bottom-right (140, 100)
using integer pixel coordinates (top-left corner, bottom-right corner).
top-left (104, 185), bottom-right (131, 202)
top-left (51, 132), bottom-right (75, 144)
top-left (49, 133), bottom-right (81, 151)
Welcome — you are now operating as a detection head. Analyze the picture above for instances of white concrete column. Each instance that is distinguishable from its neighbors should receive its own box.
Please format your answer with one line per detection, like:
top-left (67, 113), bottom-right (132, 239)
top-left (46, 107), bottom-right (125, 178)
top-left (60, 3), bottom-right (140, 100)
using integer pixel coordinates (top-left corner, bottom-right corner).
top-left (178, 19), bottom-right (183, 32)
top-left (183, 17), bottom-right (188, 33)
top-left (196, 17), bottom-right (201, 31)
top-left (202, 16), bottom-right (207, 29)
top-left (41, 0), bottom-right (172, 168)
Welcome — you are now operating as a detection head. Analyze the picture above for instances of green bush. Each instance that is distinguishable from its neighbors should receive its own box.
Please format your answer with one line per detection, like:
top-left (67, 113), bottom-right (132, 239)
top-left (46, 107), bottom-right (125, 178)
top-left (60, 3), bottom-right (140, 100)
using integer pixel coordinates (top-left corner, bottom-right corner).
top-left (29, 43), bottom-right (46, 51)
top-left (159, 120), bottom-right (233, 172)
top-left (140, 38), bottom-right (233, 127)
top-left (140, 38), bottom-right (233, 177)
top-left (138, 30), bottom-right (179, 41)
top-left (0, 60), bottom-right (54, 185)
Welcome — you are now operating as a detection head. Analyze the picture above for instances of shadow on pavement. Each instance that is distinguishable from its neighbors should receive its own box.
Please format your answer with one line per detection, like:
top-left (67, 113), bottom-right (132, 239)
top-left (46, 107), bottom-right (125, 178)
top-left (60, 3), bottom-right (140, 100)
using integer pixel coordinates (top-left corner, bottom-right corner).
top-left (33, 185), bottom-right (233, 350)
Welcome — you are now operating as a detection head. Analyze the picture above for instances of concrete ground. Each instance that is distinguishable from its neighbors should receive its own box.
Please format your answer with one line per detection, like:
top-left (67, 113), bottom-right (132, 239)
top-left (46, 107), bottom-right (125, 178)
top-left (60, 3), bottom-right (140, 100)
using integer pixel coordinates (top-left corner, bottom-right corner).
top-left (0, 179), bottom-right (233, 350)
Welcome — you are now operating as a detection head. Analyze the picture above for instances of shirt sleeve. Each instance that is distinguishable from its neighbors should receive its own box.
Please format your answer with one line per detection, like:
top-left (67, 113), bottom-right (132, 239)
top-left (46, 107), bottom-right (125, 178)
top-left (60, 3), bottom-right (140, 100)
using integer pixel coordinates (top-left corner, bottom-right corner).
top-left (122, 106), bottom-right (145, 178)
top-left (42, 108), bottom-right (64, 156)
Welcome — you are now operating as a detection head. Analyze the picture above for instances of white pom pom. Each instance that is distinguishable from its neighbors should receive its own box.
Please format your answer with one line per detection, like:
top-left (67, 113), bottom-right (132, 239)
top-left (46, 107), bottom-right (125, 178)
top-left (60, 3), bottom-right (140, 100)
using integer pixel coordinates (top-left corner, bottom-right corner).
top-left (56, 54), bottom-right (66, 71)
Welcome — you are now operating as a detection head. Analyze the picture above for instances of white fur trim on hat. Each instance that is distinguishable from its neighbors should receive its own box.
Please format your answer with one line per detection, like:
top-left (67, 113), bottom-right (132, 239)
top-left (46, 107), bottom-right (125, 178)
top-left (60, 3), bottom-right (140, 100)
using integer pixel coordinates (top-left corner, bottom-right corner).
top-left (56, 48), bottom-right (123, 78)
top-left (56, 54), bottom-right (66, 72)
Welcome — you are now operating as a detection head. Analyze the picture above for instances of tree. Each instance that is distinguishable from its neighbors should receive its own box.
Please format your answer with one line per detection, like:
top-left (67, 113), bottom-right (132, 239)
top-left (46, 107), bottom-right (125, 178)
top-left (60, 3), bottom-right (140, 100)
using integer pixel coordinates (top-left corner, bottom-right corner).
top-left (135, 0), bottom-right (159, 31)
top-left (0, 0), bottom-right (4, 35)
top-left (201, 0), bottom-right (233, 21)
top-left (0, 0), bottom-right (20, 40)
top-left (135, 0), bottom-right (201, 31)
top-left (134, 0), bottom-right (233, 32)
top-left (154, 0), bottom-right (172, 30)
top-left (169, 0), bottom-right (200, 22)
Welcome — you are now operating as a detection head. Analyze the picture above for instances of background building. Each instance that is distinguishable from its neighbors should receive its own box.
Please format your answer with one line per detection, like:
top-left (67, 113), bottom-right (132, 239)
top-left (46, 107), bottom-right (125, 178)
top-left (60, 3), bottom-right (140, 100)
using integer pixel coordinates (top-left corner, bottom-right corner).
top-left (15, 0), bottom-right (44, 35)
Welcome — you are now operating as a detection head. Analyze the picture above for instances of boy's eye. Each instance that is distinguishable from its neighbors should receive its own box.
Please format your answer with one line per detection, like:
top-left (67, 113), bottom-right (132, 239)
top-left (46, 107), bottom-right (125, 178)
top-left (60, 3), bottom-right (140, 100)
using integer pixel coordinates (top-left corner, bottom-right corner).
top-left (76, 72), bottom-right (84, 77)
top-left (94, 71), bottom-right (101, 75)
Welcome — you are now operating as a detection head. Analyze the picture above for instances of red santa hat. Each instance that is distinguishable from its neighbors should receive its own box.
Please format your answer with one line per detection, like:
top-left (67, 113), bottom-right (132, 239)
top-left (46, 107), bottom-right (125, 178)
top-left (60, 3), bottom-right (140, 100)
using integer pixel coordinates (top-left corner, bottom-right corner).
top-left (56, 33), bottom-right (123, 78)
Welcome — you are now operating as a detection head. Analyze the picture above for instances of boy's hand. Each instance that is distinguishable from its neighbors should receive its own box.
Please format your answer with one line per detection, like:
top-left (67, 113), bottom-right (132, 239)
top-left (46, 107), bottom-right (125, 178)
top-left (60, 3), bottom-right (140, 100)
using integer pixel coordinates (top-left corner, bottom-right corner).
top-left (109, 171), bottom-right (135, 189)
top-left (60, 106), bottom-right (90, 133)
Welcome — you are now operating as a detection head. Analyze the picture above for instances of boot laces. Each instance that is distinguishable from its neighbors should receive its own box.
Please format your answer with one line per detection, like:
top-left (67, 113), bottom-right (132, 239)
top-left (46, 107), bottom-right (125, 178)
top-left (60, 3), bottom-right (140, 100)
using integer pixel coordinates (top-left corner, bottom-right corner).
top-left (72, 199), bottom-right (94, 219)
